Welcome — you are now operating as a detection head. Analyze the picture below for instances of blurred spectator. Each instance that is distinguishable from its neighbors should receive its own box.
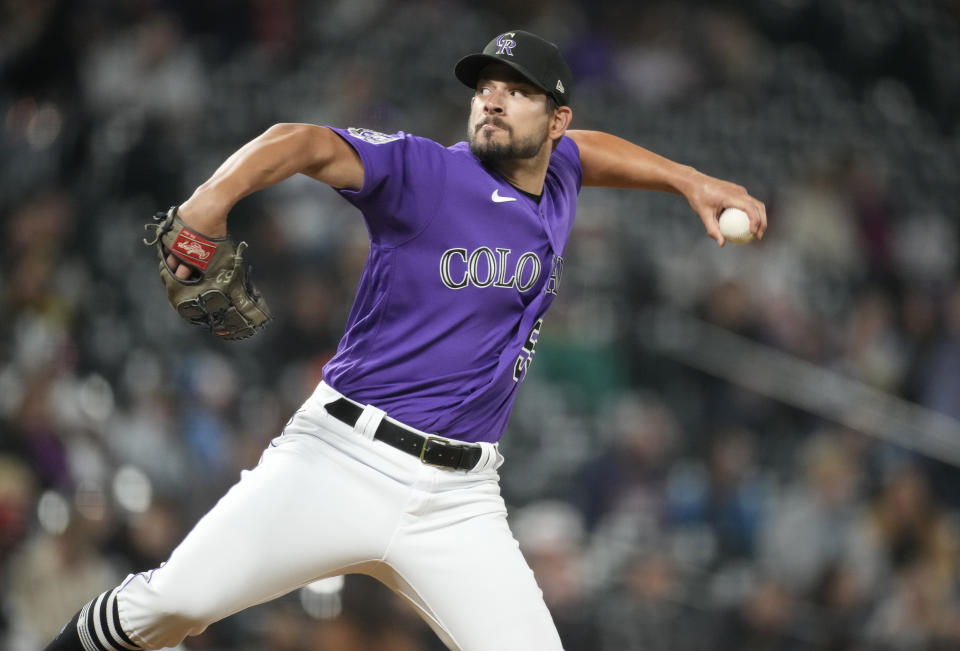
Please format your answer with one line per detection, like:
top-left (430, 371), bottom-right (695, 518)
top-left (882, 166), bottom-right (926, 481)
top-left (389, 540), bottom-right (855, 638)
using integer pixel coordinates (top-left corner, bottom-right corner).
top-left (809, 562), bottom-right (872, 651)
top-left (843, 286), bottom-right (908, 391)
top-left (594, 550), bottom-right (702, 651)
top-left (666, 427), bottom-right (768, 563)
top-left (0, 455), bottom-right (36, 562)
top-left (113, 499), bottom-right (186, 572)
top-left (8, 371), bottom-right (71, 489)
top-left (864, 559), bottom-right (955, 651)
top-left (775, 160), bottom-right (863, 287)
top-left (710, 579), bottom-right (804, 651)
top-left (759, 432), bottom-right (863, 596)
top-left (843, 151), bottom-right (895, 277)
top-left (2, 191), bottom-right (77, 323)
top-left (577, 392), bottom-right (678, 538)
top-left (850, 464), bottom-right (960, 602)
top-left (913, 283), bottom-right (960, 421)
top-left (5, 517), bottom-right (119, 650)
top-left (80, 12), bottom-right (207, 125)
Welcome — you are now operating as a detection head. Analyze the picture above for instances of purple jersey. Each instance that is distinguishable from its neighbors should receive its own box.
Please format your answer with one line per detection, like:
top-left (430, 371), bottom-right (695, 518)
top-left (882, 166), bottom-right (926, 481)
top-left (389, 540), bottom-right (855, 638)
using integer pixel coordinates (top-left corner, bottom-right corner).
top-left (321, 127), bottom-right (582, 443)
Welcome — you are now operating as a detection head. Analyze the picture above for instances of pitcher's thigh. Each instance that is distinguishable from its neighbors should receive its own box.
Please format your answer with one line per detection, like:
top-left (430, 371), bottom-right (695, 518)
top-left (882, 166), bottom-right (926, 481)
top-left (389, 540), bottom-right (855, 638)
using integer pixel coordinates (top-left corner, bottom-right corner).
top-left (118, 434), bottom-right (401, 648)
top-left (386, 510), bottom-right (563, 651)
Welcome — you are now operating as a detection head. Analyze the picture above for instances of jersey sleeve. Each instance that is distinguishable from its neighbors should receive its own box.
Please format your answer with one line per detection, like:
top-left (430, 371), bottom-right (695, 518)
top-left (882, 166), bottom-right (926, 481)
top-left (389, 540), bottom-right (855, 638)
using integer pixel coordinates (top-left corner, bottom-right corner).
top-left (551, 135), bottom-right (583, 193)
top-left (327, 127), bottom-right (447, 247)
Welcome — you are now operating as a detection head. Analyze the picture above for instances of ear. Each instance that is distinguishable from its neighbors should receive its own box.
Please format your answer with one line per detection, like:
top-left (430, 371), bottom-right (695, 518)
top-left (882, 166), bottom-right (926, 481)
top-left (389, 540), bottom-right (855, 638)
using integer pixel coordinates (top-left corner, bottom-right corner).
top-left (549, 106), bottom-right (573, 141)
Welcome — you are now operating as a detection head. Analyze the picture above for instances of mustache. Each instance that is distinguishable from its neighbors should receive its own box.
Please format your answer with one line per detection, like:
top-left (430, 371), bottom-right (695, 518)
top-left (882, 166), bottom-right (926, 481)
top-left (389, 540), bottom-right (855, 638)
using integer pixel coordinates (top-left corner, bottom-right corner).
top-left (474, 117), bottom-right (511, 134)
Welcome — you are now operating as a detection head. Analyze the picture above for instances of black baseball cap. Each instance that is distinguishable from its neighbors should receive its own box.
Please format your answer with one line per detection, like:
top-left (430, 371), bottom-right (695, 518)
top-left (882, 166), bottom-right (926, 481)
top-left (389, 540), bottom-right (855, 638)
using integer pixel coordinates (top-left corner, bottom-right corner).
top-left (455, 30), bottom-right (573, 106)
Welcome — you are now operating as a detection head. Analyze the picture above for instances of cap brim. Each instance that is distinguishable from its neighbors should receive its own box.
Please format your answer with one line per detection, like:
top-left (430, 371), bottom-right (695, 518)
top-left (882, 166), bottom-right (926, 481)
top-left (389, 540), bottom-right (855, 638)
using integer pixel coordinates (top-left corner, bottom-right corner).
top-left (454, 53), bottom-right (551, 97)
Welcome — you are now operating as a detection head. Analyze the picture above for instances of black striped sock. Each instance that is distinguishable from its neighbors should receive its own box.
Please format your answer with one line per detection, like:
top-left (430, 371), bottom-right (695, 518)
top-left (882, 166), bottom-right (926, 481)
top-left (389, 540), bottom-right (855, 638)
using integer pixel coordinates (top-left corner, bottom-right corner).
top-left (74, 588), bottom-right (141, 651)
top-left (43, 609), bottom-right (82, 651)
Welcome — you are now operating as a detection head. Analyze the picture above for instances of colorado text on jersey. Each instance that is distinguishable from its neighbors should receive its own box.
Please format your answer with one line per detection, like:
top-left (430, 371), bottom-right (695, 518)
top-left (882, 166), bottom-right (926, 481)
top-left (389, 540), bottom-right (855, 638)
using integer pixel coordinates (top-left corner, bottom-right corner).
top-left (439, 248), bottom-right (564, 294)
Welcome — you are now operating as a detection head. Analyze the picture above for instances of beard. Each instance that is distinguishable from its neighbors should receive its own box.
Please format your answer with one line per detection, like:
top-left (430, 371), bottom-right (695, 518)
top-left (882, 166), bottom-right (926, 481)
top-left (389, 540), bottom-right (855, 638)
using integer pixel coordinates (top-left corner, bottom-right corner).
top-left (468, 116), bottom-right (549, 163)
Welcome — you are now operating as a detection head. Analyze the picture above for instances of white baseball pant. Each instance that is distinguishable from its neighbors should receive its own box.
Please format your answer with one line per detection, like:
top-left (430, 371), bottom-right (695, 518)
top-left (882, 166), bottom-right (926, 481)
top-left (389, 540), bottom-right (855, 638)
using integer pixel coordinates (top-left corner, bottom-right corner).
top-left (112, 381), bottom-right (564, 650)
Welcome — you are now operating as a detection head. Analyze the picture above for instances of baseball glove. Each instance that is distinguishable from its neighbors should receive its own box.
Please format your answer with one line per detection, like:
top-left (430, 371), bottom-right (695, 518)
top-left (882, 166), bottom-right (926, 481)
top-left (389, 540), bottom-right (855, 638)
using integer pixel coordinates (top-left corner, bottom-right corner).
top-left (143, 206), bottom-right (270, 340)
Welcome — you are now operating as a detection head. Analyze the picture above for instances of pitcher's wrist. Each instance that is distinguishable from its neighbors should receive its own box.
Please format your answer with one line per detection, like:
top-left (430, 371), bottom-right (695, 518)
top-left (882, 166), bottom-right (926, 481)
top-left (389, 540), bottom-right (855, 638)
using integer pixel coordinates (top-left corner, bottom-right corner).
top-left (178, 188), bottom-right (230, 237)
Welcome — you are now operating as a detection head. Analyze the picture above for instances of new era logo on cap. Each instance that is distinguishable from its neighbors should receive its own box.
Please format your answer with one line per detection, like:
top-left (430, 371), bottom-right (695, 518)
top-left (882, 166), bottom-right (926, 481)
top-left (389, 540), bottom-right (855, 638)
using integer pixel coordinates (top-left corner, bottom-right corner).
top-left (454, 29), bottom-right (574, 106)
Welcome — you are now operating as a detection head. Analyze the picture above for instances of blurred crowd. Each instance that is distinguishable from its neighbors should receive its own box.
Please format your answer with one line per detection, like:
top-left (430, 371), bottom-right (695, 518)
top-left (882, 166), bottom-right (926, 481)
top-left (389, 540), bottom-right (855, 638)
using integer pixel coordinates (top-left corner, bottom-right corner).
top-left (2, 0), bottom-right (960, 649)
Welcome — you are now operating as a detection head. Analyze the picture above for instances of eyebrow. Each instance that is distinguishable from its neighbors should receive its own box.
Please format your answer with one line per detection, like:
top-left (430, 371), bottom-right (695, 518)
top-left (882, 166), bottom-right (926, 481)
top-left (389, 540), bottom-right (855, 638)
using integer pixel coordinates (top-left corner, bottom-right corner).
top-left (475, 75), bottom-right (543, 94)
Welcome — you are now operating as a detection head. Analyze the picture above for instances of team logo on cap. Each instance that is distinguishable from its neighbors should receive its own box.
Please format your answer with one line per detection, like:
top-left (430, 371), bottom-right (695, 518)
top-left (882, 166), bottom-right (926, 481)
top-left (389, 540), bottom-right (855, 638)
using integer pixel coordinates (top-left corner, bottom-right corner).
top-left (556, 80), bottom-right (565, 94)
top-left (495, 32), bottom-right (516, 56)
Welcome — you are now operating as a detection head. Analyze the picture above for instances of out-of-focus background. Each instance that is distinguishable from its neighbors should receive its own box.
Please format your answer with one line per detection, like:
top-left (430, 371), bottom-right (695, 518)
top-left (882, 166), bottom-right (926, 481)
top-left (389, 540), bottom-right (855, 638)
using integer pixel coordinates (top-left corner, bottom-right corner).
top-left (2, 0), bottom-right (960, 649)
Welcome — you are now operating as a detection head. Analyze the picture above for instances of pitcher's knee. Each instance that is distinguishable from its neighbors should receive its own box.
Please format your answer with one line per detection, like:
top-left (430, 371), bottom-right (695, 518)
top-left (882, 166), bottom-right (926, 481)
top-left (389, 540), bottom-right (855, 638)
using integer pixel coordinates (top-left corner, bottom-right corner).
top-left (157, 601), bottom-right (213, 634)
top-left (119, 579), bottom-right (221, 648)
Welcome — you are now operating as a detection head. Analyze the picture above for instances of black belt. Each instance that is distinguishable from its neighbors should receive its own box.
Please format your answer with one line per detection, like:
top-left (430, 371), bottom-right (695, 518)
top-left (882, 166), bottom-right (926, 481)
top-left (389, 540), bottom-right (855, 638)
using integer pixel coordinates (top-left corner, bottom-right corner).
top-left (324, 397), bottom-right (483, 471)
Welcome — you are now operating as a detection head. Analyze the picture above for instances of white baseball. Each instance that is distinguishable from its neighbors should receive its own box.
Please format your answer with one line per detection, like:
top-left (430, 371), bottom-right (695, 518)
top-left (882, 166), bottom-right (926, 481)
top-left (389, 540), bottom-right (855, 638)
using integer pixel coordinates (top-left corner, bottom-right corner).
top-left (718, 207), bottom-right (753, 244)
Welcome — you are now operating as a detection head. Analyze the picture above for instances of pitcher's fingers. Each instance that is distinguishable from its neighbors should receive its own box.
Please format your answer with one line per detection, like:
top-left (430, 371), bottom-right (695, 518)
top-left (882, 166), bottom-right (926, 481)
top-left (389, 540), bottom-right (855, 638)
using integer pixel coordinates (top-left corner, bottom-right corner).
top-left (756, 200), bottom-right (768, 239)
top-left (165, 253), bottom-right (194, 280)
top-left (747, 200), bottom-right (767, 239)
top-left (701, 210), bottom-right (726, 247)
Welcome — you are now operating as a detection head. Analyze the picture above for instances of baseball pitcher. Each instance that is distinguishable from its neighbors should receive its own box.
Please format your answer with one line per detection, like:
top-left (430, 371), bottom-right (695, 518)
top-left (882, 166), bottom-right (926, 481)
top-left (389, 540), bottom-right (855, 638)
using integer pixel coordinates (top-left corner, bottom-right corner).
top-left (45, 30), bottom-right (766, 651)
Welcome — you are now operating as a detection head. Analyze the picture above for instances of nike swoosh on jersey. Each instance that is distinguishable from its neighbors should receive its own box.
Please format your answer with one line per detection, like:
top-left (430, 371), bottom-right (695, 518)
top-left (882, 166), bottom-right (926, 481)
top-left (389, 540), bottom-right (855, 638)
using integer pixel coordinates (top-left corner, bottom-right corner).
top-left (491, 189), bottom-right (517, 203)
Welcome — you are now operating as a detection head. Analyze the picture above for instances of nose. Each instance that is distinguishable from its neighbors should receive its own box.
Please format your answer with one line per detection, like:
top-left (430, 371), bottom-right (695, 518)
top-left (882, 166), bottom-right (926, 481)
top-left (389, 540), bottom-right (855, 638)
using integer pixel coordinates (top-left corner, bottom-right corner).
top-left (480, 89), bottom-right (505, 114)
